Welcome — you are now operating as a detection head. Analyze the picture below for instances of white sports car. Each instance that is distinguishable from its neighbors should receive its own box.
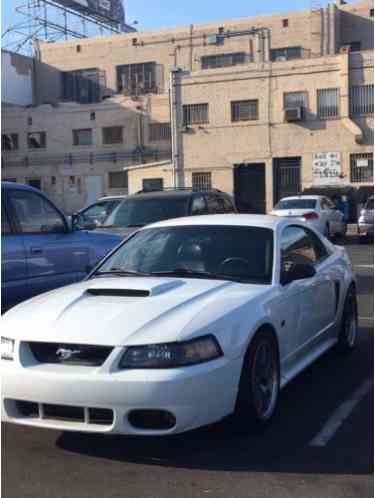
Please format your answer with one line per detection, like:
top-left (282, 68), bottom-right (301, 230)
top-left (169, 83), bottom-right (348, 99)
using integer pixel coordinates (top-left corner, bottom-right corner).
top-left (1, 215), bottom-right (358, 435)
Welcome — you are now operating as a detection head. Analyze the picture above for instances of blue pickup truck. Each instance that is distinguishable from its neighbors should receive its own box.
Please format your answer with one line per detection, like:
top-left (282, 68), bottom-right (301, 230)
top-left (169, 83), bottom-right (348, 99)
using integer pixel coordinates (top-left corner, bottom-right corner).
top-left (1, 182), bottom-right (122, 311)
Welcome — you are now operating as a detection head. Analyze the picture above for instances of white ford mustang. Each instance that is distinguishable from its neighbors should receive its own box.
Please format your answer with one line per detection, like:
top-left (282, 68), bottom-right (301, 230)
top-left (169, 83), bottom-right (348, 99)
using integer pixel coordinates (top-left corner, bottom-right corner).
top-left (1, 215), bottom-right (358, 435)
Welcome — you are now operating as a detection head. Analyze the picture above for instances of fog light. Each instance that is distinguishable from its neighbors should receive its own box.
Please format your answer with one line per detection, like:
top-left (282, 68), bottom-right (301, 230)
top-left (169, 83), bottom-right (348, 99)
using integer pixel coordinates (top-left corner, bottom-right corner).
top-left (128, 410), bottom-right (176, 430)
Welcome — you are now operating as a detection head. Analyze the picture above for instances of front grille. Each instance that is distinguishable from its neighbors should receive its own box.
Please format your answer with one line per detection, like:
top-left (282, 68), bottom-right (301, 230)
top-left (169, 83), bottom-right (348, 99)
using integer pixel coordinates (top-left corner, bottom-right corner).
top-left (27, 342), bottom-right (113, 367)
top-left (13, 400), bottom-right (114, 426)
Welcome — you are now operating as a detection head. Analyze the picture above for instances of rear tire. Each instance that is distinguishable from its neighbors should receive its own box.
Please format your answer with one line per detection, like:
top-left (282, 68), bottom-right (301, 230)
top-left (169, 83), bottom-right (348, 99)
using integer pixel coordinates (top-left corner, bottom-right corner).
top-left (337, 286), bottom-right (358, 354)
top-left (234, 330), bottom-right (280, 432)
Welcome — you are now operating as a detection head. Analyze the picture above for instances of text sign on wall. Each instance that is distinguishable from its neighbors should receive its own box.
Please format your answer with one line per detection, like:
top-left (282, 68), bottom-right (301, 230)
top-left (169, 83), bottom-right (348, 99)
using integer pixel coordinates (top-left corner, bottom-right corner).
top-left (312, 152), bottom-right (342, 185)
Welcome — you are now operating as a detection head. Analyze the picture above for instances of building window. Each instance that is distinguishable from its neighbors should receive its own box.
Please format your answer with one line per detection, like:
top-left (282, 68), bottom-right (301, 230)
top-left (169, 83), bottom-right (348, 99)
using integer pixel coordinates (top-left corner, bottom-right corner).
top-left (348, 41), bottom-right (361, 52)
top-left (62, 68), bottom-right (105, 104)
top-left (270, 46), bottom-right (302, 61)
top-left (108, 171), bottom-right (128, 189)
top-left (231, 100), bottom-right (259, 122)
top-left (350, 153), bottom-right (373, 183)
top-left (2, 133), bottom-right (19, 151)
top-left (183, 104), bottom-right (209, 125)
top-left (192, 172), bottom-right (212, 191)
top-left (28, 132), bottom-right (47, 149)
top-left (317, 88), bottom-right (340, 119)
top-left (282, 19), bottom-right (289, 28)
top-left (284, 91), bottom-right (308, 108)
top-left (27, 117), bottom-right (32, 125)
top-left (117, 62), bottom-right (158, 95)
top-left (350, 85), bottom-right (374, 116)
top-left (90, 112), bottom-right (96, 121)
top-left (149, 123), bottom-right (171, 142)
top-left (370, 8), bottom-right (374, 17)
top-left (201, 52), bottom-right (246, 69)
top-left (142, 178), bottom-right (163, 192)
top-left (73, 128), bottom-right (93, 146)
top-left (102, 126), bottom-right (123, 145)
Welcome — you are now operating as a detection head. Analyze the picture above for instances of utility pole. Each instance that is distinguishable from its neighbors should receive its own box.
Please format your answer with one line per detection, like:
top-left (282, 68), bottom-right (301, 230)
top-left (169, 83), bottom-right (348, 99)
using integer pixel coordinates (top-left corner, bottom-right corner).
top-left (169, 67), bottom-right (182, 188)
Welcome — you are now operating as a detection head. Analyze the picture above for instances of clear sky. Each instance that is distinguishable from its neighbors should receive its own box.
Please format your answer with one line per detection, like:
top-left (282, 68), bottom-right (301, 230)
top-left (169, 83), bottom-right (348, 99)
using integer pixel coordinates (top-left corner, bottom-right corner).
top-left (2, 0), bottom-right (333, 36)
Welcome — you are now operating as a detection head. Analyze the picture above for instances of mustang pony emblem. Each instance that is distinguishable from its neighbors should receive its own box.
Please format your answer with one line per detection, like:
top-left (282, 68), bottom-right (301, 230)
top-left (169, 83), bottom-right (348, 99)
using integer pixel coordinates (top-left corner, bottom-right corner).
top-left (56, 347), bottom-right (81, 361)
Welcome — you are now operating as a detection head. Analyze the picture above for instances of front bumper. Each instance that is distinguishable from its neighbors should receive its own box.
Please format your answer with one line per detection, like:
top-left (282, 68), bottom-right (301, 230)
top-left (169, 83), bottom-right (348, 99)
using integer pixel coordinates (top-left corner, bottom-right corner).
top-left (1, 345), bottom-right (242, 435)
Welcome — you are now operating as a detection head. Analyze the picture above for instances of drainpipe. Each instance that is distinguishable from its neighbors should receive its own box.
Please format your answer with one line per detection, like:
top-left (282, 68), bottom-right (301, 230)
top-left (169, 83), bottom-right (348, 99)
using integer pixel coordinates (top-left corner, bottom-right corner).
top-left (169, 67), bottom-right (182, 188)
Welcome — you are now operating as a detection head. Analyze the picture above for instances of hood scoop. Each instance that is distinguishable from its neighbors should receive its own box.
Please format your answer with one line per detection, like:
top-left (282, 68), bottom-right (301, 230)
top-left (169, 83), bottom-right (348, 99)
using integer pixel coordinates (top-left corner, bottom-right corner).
top-left (86, 288), bottom-right (150, 298)
top-left (85, 278), bottom-right (186, 298)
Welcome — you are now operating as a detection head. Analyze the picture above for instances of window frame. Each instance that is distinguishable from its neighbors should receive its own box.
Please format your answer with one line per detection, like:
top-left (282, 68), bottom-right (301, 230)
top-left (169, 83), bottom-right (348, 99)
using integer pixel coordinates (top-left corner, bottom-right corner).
top-left (279, 224), bottom-right (330, 281)
top-left (283, 91), bottom-right (308, 109)
top-left (73, 128), bottom-right (93, 146)
top-left (192, 171), bottom-right (212, 191)
top-left (148, 122), bottom-right (172, 142)
top-left (201, 52), bottom-right (247, 70)
top-left (7, 188), bottom-right (68, 235)
top-left (108, 171), bottom-right (129, 189)
top-left (102, 126), bottom-right (124, 145)
top-left (2, 133), bottom-right (19, 152)
top-left (116, 62), bottom-right (158, 95)
top-left (317, 88), bottom-right (340, 120)
top-left (231, 99), bottom-right (259, 122)
top-left (350, 84), bottom-right (374, 116)
top-left (27, 131), bottom-right (47, 149)
top-left (183, 104), bottom-right (209, 126)
top-left (270, 46), bottom-right (302, 62)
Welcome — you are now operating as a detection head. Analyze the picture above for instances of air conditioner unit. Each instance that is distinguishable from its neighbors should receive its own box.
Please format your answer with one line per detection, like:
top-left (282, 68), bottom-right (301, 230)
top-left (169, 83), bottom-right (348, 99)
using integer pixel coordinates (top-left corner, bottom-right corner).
top-left (284, 106), bottom-right (303, 122)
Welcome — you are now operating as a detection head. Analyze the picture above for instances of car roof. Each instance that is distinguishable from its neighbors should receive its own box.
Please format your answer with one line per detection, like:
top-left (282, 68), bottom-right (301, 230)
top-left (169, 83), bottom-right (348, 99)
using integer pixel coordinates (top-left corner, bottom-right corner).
top-left (98, 196), bottom-right (127, 201)
top-left (1, 181), bottom-right (44, 195)
top-left (142, 214), bottom-right (290, 230)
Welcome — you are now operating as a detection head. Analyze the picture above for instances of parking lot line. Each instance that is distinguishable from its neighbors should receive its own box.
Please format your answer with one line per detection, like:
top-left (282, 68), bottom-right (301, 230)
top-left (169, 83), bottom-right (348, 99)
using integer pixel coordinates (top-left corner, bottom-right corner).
top-left (309, 378), bottom-right (373, 447)
top-left (354, 265), bottom-right (374, 269)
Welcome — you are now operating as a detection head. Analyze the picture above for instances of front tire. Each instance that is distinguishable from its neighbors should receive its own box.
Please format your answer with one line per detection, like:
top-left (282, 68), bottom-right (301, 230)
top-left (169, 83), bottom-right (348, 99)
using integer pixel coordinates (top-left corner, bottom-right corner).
top-left (235, 330), bottom-right (280, 431)
top-left (337, 286), bottom-right (358, 354)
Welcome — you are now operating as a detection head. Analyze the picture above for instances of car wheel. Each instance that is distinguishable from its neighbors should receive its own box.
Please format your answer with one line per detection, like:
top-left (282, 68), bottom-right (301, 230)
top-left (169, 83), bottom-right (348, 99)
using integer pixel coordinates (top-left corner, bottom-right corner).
top-left (235, 329), bottom-right (280, 431)
top-left (337, 286), bottom-right (358, 354)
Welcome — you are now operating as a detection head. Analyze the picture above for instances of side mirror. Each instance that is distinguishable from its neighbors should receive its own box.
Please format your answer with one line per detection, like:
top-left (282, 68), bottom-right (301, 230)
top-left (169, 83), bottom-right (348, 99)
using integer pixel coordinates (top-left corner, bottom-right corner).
top-left (281, 262), bottom-right (316, 286)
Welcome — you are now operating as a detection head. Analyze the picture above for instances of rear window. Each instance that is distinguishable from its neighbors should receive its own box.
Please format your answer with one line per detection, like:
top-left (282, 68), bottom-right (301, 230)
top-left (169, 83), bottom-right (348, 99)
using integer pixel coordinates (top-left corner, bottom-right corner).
top-left (275, 199), bottom-right (317, 210)
top-left (103, 197), bottom-right (190, 228)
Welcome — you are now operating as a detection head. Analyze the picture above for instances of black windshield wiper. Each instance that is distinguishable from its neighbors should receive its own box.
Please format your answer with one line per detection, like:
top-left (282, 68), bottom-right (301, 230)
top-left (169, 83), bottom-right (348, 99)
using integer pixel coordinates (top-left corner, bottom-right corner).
top-left (94, 269), bottom-right (152, 278)
top-left (149, 268), bottom-right (233, 281)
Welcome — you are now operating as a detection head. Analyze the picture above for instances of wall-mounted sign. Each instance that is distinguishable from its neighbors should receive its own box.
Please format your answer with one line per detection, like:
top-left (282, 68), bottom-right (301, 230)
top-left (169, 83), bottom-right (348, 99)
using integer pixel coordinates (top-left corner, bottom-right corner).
top-left (356, 158), bottom-right (369, 168)
top-left (312, 152), bottom-right (342, 185)
top-left (54, 0), bottom-right (125, 27)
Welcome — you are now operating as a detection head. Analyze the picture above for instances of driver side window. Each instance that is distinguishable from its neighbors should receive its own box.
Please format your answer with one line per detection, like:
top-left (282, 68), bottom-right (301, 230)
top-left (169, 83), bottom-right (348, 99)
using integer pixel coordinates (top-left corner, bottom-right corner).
top-left (8, 190), bottom-right (66, 234)
top-left (281, 226), bottom-right (329, 272)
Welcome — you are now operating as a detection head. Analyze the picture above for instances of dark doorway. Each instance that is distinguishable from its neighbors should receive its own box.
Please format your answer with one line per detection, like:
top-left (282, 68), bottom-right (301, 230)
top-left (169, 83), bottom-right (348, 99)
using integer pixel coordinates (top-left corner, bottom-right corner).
top-left (273, 157), bottom-right (301, 205)
top-left (234, 163), bottom-right (266, 214)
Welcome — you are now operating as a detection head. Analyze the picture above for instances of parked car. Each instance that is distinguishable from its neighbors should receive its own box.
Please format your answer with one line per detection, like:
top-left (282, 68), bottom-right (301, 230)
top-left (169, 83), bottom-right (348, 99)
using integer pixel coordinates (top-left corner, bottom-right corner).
top-left (72, 195), bottom-right (127, 230)
top-left (270, 195), bottom-right (347, 238)
top-left (2, 215), bottom-right (357, 435)
top-left (1, 182), bottom-right (123, 311)
top-left (95, 188), bottom-right (237, 237)
top-left (358, 195), bottom-right (374, 242)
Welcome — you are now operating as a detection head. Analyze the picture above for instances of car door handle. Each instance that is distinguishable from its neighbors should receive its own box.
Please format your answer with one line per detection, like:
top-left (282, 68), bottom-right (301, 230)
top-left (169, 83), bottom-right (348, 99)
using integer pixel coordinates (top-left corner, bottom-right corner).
top-left (30, 247), bottom-right (43, 255)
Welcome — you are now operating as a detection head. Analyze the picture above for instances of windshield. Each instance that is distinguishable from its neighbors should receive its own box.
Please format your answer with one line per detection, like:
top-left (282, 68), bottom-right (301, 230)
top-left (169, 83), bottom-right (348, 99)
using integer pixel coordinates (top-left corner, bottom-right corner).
top-left (102, 197), bottom-right (190, 227)
top-left (274, 199), bottom-right (317, 210)
top-left (94, 225), bottom-right (274, 284)
top-left (366, 198), bottom-right (374, 210)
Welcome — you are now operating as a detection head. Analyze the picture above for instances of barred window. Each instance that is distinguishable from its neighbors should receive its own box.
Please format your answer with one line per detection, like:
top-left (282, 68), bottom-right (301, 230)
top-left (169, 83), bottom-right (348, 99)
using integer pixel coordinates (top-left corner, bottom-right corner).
top-left (350, 153), bottom-right (373, 183)
top-left (317, 88), bottom-right (340, 119)
top-left (73, 129), bottom-right (93, 146)
top-left (103, 126), bottom-right (123, 145)
top-left (284, 91), bottom-right (308, 108)
top-left (2, 133), bottom-right (18, 151)
top-left (149, 123), bottom-right (171, 142)
top-left (192, 172), bottom-right (212, 191)
top-left (109, 171), bottom-right (128, 189)
top-left (28, 132), bottom-right (46, 149)
top-left (270, 46), bottom-right (302, 61)
top-left (201, 52), bottom-right (246, 70)
top-left (350, 85), bottom-right (374, 116)
top-left (183, 104), bottom-right (209, 125)
top-left (231, 100), bottom-right (258, 122)
top-left (117, 62), bottom-right (158, 95)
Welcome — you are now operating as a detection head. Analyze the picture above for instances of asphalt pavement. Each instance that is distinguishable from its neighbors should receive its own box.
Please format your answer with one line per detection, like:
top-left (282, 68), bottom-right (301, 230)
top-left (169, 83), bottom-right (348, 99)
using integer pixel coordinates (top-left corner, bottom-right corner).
top-left (2, 238), bottom-right (373, 498)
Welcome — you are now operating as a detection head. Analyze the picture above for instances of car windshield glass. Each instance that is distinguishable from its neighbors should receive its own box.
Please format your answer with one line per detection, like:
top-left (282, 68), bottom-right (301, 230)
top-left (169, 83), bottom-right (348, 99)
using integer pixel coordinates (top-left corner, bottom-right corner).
top-left (102, 197), bottom-right (190, 228)
top-left (94, 225), bottom-right (274, 284)
top-left (366, 198), bottom-right (374, 210)
top-left (275, 199), bottom-right (317, 210)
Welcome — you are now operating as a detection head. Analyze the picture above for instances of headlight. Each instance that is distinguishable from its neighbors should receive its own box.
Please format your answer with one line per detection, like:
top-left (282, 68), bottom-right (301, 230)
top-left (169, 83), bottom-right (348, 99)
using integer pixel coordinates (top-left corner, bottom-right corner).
top-left (119, 335), bottom-right (223, 369)
top-left (1, 337), bottom-right (15, 361)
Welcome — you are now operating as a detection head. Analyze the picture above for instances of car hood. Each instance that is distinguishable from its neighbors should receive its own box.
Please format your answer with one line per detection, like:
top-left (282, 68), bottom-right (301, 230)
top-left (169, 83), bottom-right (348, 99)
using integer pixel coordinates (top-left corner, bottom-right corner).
top-left (3, 277), bottom-right (269, 347)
